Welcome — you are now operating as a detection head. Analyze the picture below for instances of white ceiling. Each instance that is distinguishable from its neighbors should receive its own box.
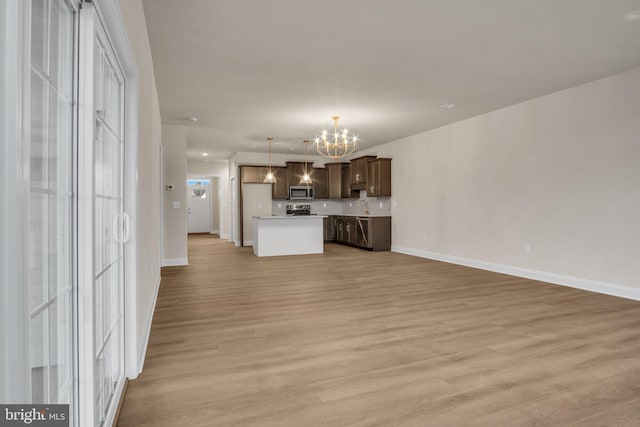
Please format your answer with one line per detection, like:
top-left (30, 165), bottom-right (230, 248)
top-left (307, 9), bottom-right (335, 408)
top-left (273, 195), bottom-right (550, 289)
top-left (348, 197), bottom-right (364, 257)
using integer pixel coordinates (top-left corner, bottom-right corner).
top-left (141, 0), bottom-right (640, 161)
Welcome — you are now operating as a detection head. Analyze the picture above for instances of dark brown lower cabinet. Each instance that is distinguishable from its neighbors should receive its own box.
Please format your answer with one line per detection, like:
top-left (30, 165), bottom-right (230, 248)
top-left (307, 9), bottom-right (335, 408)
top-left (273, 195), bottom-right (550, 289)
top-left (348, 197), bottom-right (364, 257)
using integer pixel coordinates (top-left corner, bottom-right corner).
top-left (323, 216), bottom-right (336, 242)
top-left (328, 215), bottom-right (391, 251)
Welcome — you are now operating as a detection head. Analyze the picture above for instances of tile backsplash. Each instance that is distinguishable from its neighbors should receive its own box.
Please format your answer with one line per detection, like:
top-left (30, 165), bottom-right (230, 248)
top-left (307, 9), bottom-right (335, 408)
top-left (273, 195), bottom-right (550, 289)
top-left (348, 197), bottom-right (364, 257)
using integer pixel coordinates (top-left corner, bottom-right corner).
top-left (271, 191), bottom-right (391, 216)
top-left (342, 191), bottom-right (392, 215)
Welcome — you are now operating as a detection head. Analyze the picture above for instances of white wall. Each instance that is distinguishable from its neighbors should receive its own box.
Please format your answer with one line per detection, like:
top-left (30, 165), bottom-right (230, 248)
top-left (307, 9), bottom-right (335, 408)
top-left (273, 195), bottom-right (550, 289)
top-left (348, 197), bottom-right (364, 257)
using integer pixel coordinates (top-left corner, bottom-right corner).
top-left (359, 66), bottom-right (640, 296)
top-left (187, 160), bottom-right (230, 238)
top-left (229, 154), bottom-right (239, 244)
top-left (117, 0), bottom-right (163, 372)
top-left (162, 125), bottom-right (188, 264)
top-left (210, 177), bottom-right (220, 232)
top-left (231, 151), bottom-right (328, 168)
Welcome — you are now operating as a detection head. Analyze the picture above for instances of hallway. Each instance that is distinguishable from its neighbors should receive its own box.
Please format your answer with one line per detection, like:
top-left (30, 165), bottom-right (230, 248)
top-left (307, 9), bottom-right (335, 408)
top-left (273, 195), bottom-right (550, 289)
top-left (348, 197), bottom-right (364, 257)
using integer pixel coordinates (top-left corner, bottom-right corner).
top-left (117, 235), bottom-right (640, 426)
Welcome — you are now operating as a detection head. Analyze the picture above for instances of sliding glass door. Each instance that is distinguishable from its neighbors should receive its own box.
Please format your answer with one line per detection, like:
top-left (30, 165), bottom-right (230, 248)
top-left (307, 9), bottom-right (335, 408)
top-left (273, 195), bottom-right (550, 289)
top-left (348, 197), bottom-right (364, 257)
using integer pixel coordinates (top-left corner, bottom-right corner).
top-left (28, 0), bottom-right (76, 419)
top-left (25, 1), bottom-right (127, 425)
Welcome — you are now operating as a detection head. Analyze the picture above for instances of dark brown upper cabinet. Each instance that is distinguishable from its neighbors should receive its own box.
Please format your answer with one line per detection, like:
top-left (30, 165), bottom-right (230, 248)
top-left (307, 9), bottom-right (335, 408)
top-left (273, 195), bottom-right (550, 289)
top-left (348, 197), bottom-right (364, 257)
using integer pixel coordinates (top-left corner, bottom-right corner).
top-left (285, 161), bottom-right (313, 187)
top-left (313, 167), bottom-right (329, 199)
top-left (350, 156), bottom-right (377, 191)
top-left (367, 158), bottom-right (392, 197)
top-left (341, 164), bottom-right (358, 198)
top-left (271, 166), bottom-right (288, 199)
top-left (241, 165), bottom-right (270, 183)
top-left (325, 162), bottom-right (349, 199)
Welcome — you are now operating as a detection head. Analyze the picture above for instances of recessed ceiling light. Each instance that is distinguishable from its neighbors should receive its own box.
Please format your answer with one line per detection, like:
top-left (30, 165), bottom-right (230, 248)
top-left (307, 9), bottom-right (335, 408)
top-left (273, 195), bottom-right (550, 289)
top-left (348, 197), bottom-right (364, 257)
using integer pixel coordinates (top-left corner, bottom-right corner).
top-left (188, 117), bottom-right (198, 122)
top-left (440, 103), bottom-right (456, 109)
top-left (624, 9), bottom-right (640, 21)
top-left (201, 152), bottom-right (208, 156)
top-left (274, 141), bottom-right (283, 145)
top-left (289, 148), bottom-right (294, 151)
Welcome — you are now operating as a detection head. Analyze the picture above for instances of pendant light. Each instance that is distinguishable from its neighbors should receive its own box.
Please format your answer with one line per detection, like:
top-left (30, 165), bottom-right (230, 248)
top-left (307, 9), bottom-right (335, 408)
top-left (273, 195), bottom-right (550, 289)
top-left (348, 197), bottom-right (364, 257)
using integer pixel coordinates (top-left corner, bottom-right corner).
top-left (300, 140), bottom-right (312, 184)
top-left (264, 137), bottom-right (277, 183)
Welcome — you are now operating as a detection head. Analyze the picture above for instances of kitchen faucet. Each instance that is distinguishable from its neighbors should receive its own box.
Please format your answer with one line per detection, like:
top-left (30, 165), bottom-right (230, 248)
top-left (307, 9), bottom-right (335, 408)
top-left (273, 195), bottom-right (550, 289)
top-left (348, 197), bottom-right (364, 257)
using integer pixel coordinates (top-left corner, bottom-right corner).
top-left (359, 199), bottom-right (369, 215)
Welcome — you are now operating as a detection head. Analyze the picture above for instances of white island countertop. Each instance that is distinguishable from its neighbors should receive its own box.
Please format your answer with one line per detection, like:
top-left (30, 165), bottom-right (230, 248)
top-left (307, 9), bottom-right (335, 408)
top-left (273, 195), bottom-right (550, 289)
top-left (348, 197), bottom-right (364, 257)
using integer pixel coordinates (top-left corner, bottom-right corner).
top-left (253, 215), bottom-right (328, 219)
top-left (252, 215), bottom-right (325, 257)
top-left (331, 214), bottom-right (391, 217)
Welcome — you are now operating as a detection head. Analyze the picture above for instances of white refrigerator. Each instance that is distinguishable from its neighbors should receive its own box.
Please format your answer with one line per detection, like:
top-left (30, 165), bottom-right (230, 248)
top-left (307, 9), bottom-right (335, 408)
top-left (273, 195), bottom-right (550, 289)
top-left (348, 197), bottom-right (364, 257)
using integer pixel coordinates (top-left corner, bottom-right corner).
top-left (242, 183), bottom-right (273, 246)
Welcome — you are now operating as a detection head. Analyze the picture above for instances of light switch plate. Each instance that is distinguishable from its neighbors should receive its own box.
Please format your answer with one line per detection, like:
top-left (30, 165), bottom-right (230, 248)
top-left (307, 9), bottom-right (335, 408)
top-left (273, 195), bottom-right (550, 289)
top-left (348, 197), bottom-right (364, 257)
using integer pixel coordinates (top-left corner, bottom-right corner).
top-left (173, 201), bottom-right (180, 209)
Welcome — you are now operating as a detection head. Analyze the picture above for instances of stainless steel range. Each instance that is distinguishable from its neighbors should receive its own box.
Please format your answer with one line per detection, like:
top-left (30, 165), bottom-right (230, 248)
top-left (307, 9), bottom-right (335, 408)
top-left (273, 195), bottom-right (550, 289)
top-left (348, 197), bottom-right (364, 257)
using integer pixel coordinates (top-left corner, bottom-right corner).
top-left (286, 204), bottom-right (311, 216)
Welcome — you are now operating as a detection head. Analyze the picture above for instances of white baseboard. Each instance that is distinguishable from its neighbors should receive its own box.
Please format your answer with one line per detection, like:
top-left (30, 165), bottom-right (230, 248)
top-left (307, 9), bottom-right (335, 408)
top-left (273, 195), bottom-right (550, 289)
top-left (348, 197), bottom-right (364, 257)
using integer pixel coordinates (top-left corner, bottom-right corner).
top-left (243, 240), bottom-right (253, 247)
top-left (209, 229), bottom-right (219, 235)
top-left (392, 246), bottom-right (640, 301)
top-left (162, 257), bottom-right (188, 266)
top-left (220, 233), bottom-right (229, 239)
top-left (234, 240), bottom-right (240, 247)
top-left (136, 272), bottom-right (161, 375)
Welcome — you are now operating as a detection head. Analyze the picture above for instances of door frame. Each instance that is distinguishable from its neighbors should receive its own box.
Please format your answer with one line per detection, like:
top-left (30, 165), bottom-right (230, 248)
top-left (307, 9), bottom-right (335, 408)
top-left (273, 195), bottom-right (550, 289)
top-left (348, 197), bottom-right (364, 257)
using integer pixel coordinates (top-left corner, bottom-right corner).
top-left (230, 176), bottom-right (238, 245)
top-left (0, 0), bottom-right (31, 403)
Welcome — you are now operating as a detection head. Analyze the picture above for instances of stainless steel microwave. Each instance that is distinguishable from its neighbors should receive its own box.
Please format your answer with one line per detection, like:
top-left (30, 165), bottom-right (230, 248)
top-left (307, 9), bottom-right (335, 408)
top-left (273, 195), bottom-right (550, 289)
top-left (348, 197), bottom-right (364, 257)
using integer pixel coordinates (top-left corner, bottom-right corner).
top-left (289, 186), bottom-right (314, 200)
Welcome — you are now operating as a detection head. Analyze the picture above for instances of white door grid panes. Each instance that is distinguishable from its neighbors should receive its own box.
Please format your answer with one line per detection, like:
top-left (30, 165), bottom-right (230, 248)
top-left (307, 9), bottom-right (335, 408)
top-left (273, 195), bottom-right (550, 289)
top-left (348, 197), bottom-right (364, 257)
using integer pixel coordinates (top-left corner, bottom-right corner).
top-left (92, 20), bottom-right (126, 427)
top-left (28, 0), bottom-right (75, 418)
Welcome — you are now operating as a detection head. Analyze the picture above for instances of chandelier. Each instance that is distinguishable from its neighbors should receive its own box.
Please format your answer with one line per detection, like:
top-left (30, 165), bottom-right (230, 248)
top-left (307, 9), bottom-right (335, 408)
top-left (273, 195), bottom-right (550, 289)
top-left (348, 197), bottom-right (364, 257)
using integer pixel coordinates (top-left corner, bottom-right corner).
top-left (314, 116), bottom-right (358, 159)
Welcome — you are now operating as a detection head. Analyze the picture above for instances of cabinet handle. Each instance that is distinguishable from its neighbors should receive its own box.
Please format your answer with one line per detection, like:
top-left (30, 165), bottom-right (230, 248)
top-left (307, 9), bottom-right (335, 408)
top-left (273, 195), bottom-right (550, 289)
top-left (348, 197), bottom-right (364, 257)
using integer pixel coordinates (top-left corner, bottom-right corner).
top-left (355, 173), bottom-right (361, 182)
top-left (370, 185), bottom-right (374, 193)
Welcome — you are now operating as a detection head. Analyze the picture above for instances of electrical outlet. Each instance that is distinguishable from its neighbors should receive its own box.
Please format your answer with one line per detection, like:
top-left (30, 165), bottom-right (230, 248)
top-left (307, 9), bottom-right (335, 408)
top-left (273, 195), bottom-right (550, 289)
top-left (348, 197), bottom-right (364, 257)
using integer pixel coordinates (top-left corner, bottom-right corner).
top-left (323, 202), bottom-right (327, 208)
top-left (277, 203), bottom-right (281, 208)
top-left (524, 244), bottom-right (530, 254)
top-left (379, 201), bottom-right (383, 209)
top-left (349, 202), bottom-right (352, 207)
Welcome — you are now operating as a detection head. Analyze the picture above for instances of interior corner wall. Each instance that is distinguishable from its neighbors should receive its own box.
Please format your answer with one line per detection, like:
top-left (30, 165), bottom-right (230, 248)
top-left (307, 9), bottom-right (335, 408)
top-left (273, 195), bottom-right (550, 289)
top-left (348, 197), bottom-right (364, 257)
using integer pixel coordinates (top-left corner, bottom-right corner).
top-left (360, 66), bottom-right (640, 293)
top-left (117, 0), bottom-right (162, 371)
top-left (210, 177), bottom-right (220, 232)
top-left (229, 154), bottom-right (240, 245)
top-left (162, 125), bottom-right (188, 264)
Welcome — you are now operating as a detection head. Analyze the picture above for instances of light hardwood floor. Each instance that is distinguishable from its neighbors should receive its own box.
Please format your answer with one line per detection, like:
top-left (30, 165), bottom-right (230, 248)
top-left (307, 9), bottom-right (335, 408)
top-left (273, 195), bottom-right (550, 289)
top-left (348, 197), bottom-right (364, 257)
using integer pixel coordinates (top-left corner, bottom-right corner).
top-left (117, 234), bottom-right (640, 426)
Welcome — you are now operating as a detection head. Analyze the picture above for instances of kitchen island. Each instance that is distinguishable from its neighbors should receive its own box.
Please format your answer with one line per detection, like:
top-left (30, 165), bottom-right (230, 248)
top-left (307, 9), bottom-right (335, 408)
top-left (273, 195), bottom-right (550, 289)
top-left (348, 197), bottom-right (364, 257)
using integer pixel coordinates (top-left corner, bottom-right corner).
top-left (252, 215), bottom-right (327, 257)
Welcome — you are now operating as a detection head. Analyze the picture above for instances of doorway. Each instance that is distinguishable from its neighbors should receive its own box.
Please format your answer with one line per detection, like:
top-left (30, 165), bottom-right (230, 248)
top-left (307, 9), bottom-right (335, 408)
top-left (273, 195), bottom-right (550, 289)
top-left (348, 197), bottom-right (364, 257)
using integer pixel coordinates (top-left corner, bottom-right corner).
top-left (187, 178), bottom-right (212, 233)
